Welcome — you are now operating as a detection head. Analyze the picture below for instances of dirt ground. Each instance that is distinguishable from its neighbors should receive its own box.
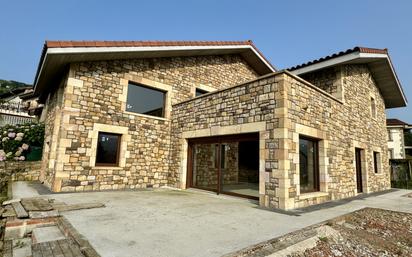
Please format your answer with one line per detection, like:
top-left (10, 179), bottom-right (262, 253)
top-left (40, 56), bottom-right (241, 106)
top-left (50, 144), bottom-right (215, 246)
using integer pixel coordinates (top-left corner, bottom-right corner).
top-left (291, 208), bottom-right (412, 257)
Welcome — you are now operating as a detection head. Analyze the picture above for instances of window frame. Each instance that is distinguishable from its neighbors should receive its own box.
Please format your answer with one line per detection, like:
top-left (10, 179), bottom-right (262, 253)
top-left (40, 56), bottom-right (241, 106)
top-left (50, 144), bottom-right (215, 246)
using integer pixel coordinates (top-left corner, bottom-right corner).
top-left (95, 132), bottom-right (122, 167)
top-left (370, 97), bottom-right (377, 118)
top-left (195, 88), bottom-right (209, 97)
top-left (126, 82), bottom-right (167, 118)
top-left (298, 135), bottom-right (320, 194)
top-left (373, 151), bottom-right (380, 174)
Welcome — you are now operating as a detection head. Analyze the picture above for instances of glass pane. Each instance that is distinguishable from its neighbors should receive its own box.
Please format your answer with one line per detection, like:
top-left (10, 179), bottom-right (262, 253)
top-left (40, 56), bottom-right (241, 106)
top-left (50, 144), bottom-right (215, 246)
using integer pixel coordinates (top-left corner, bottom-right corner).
top-left (195, 88), bottom-right (208, 97)
top-left (126, 83), bottom-right (165, 117)
top-left (221, 140), bottom-right (259, 198)
top-left (192, 143), bottom-right (218, 191)
top-left (96, 133), bottom-right (120, 165)
top-left (299, 137), bottom-right (318, 193)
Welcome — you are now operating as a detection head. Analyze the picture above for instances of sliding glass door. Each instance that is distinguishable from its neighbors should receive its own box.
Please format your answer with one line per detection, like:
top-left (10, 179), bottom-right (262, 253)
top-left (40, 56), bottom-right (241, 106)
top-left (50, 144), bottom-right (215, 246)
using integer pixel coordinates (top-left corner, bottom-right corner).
top-left (188, 133), bottom-right (259, 199)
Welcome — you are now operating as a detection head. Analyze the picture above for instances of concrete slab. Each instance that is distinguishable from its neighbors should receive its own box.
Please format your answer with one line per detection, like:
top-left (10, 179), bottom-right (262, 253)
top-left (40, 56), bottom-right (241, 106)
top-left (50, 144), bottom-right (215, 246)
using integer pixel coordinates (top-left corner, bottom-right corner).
top-left (12, 238), bottom-right (31, 257)
top-left (12, 182), bottom-right (412, 257)
top-left (32, 226), bottom-right (65, 244)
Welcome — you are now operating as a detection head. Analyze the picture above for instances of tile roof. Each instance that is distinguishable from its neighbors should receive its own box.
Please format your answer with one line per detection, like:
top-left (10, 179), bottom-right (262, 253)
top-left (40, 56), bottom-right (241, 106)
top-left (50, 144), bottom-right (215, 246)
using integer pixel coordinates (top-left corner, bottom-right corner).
top-left (288, 46), bottom-right (388, 71)
top-left (45, 40), bottom-right (255, 48)
top-left (387, 118), bottom-right (411, 126)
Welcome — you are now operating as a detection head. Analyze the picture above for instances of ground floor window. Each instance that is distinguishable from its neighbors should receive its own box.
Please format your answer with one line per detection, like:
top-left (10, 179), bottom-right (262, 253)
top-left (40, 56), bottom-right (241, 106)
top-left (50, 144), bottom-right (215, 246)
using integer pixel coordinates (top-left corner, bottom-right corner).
top-left (373, 151), bottom-right (381, 173)
top-left (96, 132), bottom-right (121, 166)
top-left (299, 136), bottom-right (319, 193)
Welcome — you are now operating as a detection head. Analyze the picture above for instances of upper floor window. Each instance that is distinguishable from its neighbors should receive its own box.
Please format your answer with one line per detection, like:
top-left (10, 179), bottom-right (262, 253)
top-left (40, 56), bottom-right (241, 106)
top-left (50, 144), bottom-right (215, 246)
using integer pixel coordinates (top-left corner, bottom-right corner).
top-left (126, 83), bottom-right (166, 118)
top-left (370, 97), bottom-right (376, 118)
top-left (388, 130), bottom-right (393, 141)
top-left (195, 88), bottom-right (209, 97)
top-left (96, 132), bottom-right (121, 166)
top-left (388, 149), bottom-right (394, 159)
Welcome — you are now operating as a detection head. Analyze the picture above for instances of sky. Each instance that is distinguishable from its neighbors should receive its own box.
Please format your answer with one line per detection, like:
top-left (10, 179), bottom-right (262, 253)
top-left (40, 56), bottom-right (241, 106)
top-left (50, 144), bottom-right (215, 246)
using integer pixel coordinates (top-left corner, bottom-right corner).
top-left (0, 0), bottom-right (411, 122)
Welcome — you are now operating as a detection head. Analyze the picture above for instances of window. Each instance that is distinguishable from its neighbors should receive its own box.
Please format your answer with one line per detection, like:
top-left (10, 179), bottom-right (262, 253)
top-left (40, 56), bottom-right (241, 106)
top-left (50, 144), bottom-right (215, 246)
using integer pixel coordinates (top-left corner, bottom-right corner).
top-left (96, 132), bottom-right (121, 166)
top-left (299, 136), bottom-right (319, 193)
top-left (126, 83), bottom-right (166, 117)
top-left (373, 151), bottom-right (381, 173)
top-left (388, 149), bottom-right (394, 159)
top-left (220, 144), bottom-right (226, 169)
top-left (195, 88), bottom-right (209, 97)
top-left (370, 97), bottom-right (376, 118)
top-left (387, 130), bottom-right (392, 141)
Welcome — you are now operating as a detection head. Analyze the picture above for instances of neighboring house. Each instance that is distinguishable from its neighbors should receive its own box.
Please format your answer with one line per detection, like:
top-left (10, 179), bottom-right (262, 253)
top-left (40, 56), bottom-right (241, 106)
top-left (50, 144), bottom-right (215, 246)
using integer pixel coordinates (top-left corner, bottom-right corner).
top-left (31, 41), bottom-right (407, 210)
top-left (0, 87), bottom-right (38, 126)
top-left (387, 118), bottom-right (412, 159)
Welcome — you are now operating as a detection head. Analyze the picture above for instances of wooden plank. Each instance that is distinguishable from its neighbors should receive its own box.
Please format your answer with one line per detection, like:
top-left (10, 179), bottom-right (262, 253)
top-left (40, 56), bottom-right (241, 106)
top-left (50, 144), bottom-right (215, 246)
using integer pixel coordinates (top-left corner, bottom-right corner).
top-left (49, 240), bottom-right (65, 257)
top-left (40, 242), bottom-right (54, 257)
top-left (2, 205), bottom-right (16, 218)
top-left (54, 203), bottom-right (105, 212)
top-left (29, 210), bottom-right (60, 219)
top-left (56, 239), bottom-right (74, 257)
top-left (2, 198), bottom-right (21, 206)
top-left (11, 201), bottom-right (28, 218)
top-left (32, 243), bottom-right (44, 257)
top-left (21, 198), bottom-right (53, 211)
top-left (67, 240), bottom-right (84, 257)
top-left (3, 240), bottom-right (13, 257)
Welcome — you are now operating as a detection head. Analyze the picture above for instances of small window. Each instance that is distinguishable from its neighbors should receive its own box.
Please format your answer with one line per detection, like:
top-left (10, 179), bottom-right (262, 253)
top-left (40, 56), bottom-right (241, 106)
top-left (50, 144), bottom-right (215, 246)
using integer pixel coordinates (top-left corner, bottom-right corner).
top-left (195, 88), bottom-right (208, 97)
top-left (96, 132), bottom-right (121, 166)
top-left (387, 130), bottom-right (392, 141)
top-left (388, 149), bottom-right (394, 159)
top-left (373, 151), bottom-right (381, 173)
top-left (220, 144), bottom-right (226, 169)
top-left (126, 83), bottom-right (166, 117)
top-left (370, 97), bottom-right (376, 118)
top-left (299, 136), bottom-right (319, 193)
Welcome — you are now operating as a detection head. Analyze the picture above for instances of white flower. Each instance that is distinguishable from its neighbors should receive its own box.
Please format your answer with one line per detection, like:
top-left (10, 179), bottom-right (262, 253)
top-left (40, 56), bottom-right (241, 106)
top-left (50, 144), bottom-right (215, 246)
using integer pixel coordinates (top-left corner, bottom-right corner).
top-left (18, 156), bottom-right (25, 161)
top-left (0, 150), bottom-right (5, 157)
top-left (8, 132), bottom-right (16, 138)
top-left (6, 152), bottom-right (12, 157)
top-left (15, 150), bottom-right (22, 157)
top-left (15, 136), bottom-right (23, 141)
top-left (21, 144), bottom-right (29, 150)
top-left (16, 132), bottom-right (24, 138)
top-left (2, 137), bottom-right (8, 142)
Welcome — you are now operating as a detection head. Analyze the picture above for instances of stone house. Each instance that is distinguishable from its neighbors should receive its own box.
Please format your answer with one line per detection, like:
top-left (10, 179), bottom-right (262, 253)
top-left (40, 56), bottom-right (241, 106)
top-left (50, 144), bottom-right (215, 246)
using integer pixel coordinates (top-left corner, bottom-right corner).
top-left (32, 41), bottom-right (407, 210)
top-left (387, 118), bottom-right (412, 160)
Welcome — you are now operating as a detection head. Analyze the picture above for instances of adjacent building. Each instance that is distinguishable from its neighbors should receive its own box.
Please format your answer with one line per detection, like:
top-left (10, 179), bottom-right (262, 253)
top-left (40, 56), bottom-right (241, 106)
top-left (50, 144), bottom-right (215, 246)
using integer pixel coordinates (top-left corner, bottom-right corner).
top-left (31, 41), bottom-right (407, 210)
top-left (387, 118), bottom-right (412, 159)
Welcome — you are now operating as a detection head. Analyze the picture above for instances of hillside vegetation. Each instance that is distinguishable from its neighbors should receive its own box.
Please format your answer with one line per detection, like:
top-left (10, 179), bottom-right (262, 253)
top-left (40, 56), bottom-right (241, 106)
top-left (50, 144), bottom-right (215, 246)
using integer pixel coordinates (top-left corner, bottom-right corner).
top-left (0, 79), bottom-right (31, 95)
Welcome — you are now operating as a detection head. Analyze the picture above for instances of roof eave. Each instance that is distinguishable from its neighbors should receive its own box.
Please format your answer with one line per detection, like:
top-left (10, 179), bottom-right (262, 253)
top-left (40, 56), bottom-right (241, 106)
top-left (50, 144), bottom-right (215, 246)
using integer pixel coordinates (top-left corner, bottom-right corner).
top-left (290, 51), bottom-right (407, 109)
top-left (33, 44), bottom-right (276, 97)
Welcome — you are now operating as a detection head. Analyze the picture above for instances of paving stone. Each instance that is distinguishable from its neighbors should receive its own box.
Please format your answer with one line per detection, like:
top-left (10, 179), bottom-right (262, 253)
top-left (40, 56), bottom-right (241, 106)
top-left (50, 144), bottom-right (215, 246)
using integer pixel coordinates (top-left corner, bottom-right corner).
top-left (32, 226), bottom-right (65, 244)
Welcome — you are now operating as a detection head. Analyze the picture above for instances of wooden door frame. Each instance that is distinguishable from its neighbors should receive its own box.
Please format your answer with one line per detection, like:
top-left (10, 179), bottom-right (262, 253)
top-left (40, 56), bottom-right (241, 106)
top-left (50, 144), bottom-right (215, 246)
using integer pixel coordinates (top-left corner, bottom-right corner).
top-left (186, 132), bottom-right (260, 200)
top-left (355, 148), bottom-right (363, 193)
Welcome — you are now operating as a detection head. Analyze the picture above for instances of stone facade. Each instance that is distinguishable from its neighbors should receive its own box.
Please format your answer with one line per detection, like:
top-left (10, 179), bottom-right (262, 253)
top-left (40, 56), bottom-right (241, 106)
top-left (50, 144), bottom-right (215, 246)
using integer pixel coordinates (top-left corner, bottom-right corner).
top-left (171, 64), bottom-right (389, 210)
top-left (40, 54), bottom-right (258, 192)
top-left (0, 161), bottom-right (42, 190)
top-left (39, 50), bottom-right (390, 210)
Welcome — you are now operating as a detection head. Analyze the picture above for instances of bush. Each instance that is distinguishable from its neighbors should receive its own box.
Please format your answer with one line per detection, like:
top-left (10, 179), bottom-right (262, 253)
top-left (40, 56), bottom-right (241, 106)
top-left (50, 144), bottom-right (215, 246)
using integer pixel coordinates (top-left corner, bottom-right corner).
top-left (0, 122), bottom-right (45, 161)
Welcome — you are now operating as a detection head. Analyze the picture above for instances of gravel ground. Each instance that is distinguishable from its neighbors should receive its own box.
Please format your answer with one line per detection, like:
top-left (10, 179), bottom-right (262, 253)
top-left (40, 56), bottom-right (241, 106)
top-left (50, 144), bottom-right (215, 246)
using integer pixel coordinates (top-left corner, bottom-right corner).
top-left (290, 208), bottom-right (412, 257)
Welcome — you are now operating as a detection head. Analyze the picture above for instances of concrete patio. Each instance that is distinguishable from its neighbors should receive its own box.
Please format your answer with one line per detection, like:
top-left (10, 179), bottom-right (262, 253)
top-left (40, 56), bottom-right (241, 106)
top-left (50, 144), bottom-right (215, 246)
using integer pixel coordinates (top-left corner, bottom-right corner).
top-left (12, 182), bottom-right (412, 257)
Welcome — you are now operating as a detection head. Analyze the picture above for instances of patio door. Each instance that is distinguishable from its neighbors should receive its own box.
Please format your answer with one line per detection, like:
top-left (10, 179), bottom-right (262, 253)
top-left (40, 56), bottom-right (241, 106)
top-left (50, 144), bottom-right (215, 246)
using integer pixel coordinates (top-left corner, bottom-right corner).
top-left (187, 133), bottom-right (259, 200)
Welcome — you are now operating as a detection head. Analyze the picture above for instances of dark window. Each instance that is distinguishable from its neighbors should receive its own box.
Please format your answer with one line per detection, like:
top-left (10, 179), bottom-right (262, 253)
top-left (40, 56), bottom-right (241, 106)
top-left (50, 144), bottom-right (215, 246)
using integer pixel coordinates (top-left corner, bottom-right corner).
top-left (299, 136), bottom-right (319, 193)
top-left (126, 83), bottom-right (166, 117)
top-left (96, 132), bottom-right (121, 166)
top-left (220, 144), bottom-right (226, 169)
top-left (371, 97), bottom-right (376, 118)
top-left (195, 88), bottom-right (208, 97)
top-left (373, 151), bottom-right (380, 173)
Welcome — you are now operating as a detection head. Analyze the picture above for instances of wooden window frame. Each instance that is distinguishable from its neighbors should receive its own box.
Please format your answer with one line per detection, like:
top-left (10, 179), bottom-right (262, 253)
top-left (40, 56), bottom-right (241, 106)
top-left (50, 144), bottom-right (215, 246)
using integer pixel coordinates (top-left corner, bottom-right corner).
top-left (126, 82), bottom-right (167, 118)
top-left (95, 132), bottom-right (121, 167)
top-left (299, 135), bottom-right (320, 193)
top-left (373, 151), bottom-right (380, 174)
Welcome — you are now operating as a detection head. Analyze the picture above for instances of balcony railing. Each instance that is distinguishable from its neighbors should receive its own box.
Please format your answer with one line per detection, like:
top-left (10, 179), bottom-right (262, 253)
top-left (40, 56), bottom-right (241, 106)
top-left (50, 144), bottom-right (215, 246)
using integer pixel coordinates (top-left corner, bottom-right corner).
top-left (0, 102), bottom-right (28, 114)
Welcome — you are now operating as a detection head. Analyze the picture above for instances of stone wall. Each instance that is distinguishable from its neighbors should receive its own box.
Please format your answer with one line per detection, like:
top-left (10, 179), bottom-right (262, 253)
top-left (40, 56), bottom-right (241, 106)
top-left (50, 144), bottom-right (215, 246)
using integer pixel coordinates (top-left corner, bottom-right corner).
top-left (42, 54), bottom-right (259, 192)
top-left (171, 65), bottom-right (390, 210)
top-left (0, 161), bottom-right (42, 190)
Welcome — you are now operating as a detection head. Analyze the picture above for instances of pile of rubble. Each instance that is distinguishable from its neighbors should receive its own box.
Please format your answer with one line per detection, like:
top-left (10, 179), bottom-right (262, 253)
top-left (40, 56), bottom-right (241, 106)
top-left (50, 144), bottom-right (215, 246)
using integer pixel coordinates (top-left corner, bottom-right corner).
top-left (0, 197), bottom-right (104, 257)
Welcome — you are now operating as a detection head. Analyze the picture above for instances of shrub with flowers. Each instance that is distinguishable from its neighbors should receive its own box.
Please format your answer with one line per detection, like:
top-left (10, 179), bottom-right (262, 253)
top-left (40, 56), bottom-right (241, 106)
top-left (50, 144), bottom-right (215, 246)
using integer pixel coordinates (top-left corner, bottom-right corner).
top-left (0, 122), bottom-right (45, 161)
